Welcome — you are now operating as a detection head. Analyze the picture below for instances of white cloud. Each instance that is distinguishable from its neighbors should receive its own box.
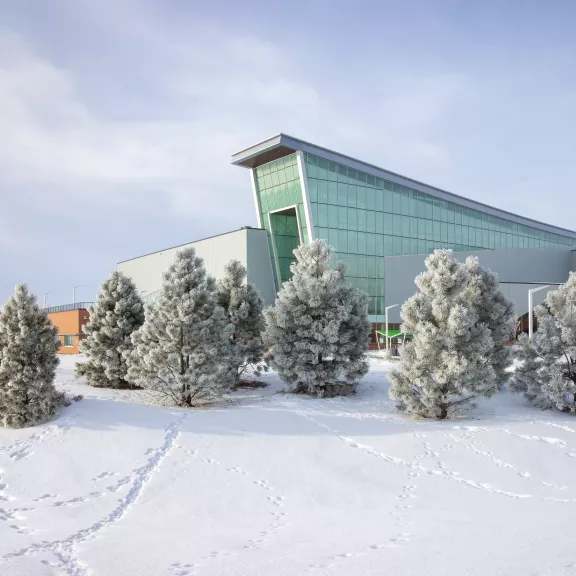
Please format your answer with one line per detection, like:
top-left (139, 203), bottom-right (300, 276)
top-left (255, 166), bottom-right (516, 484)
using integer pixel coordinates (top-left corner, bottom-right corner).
top-left (0, 14), bottom-right (464, 302)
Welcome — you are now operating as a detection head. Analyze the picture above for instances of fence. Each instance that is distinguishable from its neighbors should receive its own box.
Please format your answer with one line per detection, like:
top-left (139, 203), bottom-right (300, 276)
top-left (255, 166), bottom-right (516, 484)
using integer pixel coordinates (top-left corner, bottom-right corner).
top-left (43, 302), bottom-right (94, 314)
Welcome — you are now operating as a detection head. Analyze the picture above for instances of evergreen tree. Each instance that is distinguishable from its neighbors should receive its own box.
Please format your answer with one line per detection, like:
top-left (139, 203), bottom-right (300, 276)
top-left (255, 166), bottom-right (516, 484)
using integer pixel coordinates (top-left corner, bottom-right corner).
top-left (216, 260), bottom-right (267, 385)
top-left (264, 239), bottom-right (370, 397)
top-left (463, 256), bottom-right (515, 387)
top-left (511, 273), bottom-right (576, 412)
top-left (389, 250), bottom-right (497, 419)
top-left (75, 271), bottom-right (145, 388)
top-left (0, 284), bottom-right (68, 428)
top-left (125, 247), bottom-right (234, 406)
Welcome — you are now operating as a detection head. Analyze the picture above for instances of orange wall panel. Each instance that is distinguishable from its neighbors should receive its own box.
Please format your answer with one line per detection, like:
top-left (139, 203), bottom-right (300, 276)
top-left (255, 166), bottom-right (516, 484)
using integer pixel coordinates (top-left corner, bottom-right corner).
top-left (48, 309), bottom-right (90, 355)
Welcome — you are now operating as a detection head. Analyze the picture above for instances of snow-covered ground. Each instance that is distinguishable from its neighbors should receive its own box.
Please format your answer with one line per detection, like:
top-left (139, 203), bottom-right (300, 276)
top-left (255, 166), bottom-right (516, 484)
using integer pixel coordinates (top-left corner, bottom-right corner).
top-left (1, 357), bottom-right (576, 576)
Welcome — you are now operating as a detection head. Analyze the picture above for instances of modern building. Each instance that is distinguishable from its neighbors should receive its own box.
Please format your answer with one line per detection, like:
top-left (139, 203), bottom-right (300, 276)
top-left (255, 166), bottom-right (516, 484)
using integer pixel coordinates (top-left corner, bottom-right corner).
top-left (117, 133), bottom-right (576, 344)
top-left (118, 227), bottom-right (276, 306)
top-left (46, 303), bottom-right (92, 354)
top-left (232, 134), bottom-right (576, 334)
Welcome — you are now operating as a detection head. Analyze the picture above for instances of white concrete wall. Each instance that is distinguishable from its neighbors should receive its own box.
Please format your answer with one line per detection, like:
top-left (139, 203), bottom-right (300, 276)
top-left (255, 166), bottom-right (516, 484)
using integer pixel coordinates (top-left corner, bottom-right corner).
top-left (384, 247), bottom-right (573, 323)
top-left (246, 229), bottom-right (276, 306)
top-left (118, 228), bottom-right (276, 306)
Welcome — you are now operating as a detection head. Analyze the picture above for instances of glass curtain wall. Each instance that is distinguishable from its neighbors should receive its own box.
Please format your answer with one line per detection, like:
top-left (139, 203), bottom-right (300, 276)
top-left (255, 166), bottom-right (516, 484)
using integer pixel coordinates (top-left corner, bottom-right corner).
top-left (252, 153), bottom-right (308, 290)
top-left (304, 153), bottom-right (576, 318)
top-left (270, 213), bottom-right (301, 283)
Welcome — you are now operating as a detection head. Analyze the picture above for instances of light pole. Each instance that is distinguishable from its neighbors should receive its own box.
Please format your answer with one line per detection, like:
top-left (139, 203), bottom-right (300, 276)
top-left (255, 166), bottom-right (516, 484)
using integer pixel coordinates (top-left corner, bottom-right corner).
top-left (73, 285), bottom-right (85, 306)
top-left (43, 292), bottom-right (51, 308)
top-left (384, 304), bottom-right (399, 351)
top-left (528, 285), bottom-right (549, 339)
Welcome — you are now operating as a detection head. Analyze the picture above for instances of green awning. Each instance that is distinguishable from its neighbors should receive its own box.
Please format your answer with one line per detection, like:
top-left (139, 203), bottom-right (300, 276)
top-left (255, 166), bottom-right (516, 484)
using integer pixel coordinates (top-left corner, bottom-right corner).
top-left (376, 329), bottom-right (412, 338)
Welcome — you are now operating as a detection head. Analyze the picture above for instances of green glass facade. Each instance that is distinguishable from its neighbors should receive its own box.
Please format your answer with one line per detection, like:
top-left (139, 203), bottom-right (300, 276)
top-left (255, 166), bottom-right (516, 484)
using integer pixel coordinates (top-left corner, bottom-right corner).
top-left (250, 147), bottom-right (576, 320)
top-left (253, 153), bottom-right (309, 288)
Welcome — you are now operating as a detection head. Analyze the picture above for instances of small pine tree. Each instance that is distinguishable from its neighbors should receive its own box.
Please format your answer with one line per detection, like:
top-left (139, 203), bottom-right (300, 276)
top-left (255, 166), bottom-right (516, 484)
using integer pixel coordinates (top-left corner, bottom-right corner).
top-left (511, 273), bottom-right (576, 412)
top-left (389, 250), bottom-right (497, 419)
top-left (0, 284), bottom-right (68, 428)
top-left (264, 239), bottom-right (370, 397)
top-left (216, 260), bottom-right (267, 385)
top-left (463, 256), bottom-right (515, 388)
top-left (125, 247), bottom-right (234, 406)
top-left (75, 271), bottom-right (145, 388)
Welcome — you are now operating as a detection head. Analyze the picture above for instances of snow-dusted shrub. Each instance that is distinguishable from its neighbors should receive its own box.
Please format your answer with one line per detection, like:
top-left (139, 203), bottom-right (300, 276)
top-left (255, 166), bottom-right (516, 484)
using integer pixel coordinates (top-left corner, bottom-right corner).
top-left (511, 273), bottom-right (576, 412)
top-left (389, 250), bottom-right (497, 419)
top-left (216, 259), bottom-right (267, 385)
top-left (75, 271), bottom-right (145, 388)
top-left (125, 247), bottom-right (234, 407)
top-left (463, 256), bottom-right (515, 388)
top-left (0, 284), bottom-right (68, 428)
top-left (264, 239), bottom-right (370, 397)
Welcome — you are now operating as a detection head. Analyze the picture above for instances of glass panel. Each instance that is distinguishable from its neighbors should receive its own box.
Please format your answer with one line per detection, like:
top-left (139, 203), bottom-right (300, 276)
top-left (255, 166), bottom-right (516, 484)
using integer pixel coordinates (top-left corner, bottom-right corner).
top-left (367, 211), bottom-right (376, 233)
top-left (357, 186), bottom-right (367, 209)
top-left (301, 151), bottom-right (576, 316)
top-left (358, 209), bottom-right (367, 232)
top-left (328, 181), bottom-right (338, 205)
top-left (338, 206), bottom-right (348, 229)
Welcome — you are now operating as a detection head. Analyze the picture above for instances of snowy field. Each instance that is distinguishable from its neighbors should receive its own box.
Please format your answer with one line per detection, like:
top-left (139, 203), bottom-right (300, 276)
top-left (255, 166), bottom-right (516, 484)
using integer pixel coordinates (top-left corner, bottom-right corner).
top-left (1, 357), bottom-right (576, 576)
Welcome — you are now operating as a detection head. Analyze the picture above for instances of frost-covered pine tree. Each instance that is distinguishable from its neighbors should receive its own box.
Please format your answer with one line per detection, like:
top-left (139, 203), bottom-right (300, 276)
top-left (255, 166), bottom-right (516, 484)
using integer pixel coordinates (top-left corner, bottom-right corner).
top-left (511, 273), bottom-right (576, 412)
top-left (389, 250), bottom-right (497, 419)
top-left (75, 271), bottom-right (145, 389)
top-left (0, 284), bottom-right (68, 428)
top-left (264, 239), bottom-right (370, 397)
top-left (463, 256), bottom-right (515, 387)
top-left (125, 247), bottom-right (234, 406)
top-left (216, 260), bottom-right (267, 385)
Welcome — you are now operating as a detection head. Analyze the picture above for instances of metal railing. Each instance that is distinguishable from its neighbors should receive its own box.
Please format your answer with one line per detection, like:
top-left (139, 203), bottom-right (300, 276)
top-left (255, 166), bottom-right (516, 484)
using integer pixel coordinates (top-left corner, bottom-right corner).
top-left (43, 302), bottom-right (94, 314)
top-left (142, 290), bottom-right (161, 306)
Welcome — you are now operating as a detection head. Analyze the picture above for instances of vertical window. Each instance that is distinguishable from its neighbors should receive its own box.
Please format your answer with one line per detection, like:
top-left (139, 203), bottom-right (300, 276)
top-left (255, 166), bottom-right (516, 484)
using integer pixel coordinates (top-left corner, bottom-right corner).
top-left (384, 189), bottom-right (393, 213)
top-left (348, 208), bottom-right (358, 231)
top-left (308, 179), bottom-right (318, 202)
top-left (357, 209), bottom-right (367, 232)
top-left (401, 216), bottom-right (410, 238)
top-left (366, 188), bottom-right (375, 211)
top-left (425, 196), bottom-right (433, 219)
top-left (338, 230), bottom-right (348, 252)
top-left (338, 206), bottom-right (348, 230)
top-left (318, 203), bottom-right (328, 227)
top-left (347, 184), bottom-right (357, 207)
top-left (338, 183), bottom-right (347, 206)
top-left (409, 217), bottom-right (418, 239)
top-left (357, 186), bottom-right (367, 209)
top-left (375, 188), bottom-right (384, 212)
top-left (328, 205), bottom-right (339, 227)
top-left (358, 232), bottom-right (367, 254)
top-left (384, 235), bottom-right (393, 255)
top-left (384, 213), bottom-right (393, 234)
top-left (63, 335), bottom-right (74, 347)
top-left (348, 231), bottom-right (358, 254)
top-left (328, 181), bottom-right (338, 205)
top-left (367, 211), bottom-right (376, 233)
top-left (318, 180), bottom-right (328, 203)
top-left (366, 233), bottom-right (375, 255)
top-left (401, 190), bottom-right (410, 215)
top-left (393, 188), bottom-right (402, 214)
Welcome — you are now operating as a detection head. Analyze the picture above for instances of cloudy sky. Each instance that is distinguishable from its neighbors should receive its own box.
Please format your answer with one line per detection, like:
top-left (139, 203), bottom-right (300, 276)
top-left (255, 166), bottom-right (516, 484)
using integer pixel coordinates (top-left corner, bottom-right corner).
top-left (1, 0), bottom-right (575, 305)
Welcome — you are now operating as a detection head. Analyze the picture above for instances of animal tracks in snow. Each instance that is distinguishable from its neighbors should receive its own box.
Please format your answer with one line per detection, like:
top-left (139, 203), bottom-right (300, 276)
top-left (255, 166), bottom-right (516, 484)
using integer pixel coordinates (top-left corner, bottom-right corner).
top-left (298, 410), bottom-right (534, 500)
top-left (174, 444), bottom-right (290, 568)
top-left (1, 413), bottom-right (188, 575)
top-left (305, 533), bottom-right (413, 572)
top-left (169, 560), bottom-right (197, 575)
top-left (0, 423), bottom-right (69, 462)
